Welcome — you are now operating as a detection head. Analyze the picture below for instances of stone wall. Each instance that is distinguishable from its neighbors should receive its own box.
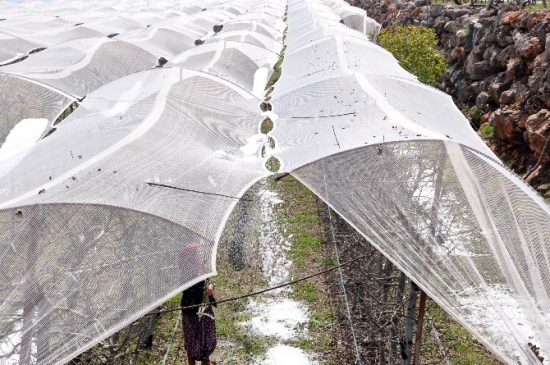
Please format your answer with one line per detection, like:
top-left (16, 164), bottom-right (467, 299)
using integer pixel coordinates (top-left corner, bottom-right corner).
top-left (351, 0), bottom-right (550, 190)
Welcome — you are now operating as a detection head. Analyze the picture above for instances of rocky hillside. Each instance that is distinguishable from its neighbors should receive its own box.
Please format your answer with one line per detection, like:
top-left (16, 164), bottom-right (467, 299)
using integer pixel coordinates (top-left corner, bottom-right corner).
top-left (351, 0), bottom-right (550, 194)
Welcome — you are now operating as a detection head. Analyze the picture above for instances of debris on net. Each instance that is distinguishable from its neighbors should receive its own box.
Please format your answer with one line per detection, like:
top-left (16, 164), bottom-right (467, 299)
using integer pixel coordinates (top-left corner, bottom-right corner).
top-left (0, 0), bottom-right (548, 364)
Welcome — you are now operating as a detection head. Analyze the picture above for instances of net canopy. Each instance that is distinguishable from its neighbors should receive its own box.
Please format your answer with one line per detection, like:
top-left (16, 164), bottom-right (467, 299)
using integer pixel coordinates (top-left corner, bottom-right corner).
top-left (0, 0), bottom-right (548, 364)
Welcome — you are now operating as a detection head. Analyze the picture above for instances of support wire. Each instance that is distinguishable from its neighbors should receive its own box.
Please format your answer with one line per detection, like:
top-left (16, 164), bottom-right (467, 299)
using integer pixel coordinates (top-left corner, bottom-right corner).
top-left (162, 311), bottom-right (182, 365)
top-left (320, 161), bottom-right (363, 365)
top-left (426, 310), bottom-right (451, 365)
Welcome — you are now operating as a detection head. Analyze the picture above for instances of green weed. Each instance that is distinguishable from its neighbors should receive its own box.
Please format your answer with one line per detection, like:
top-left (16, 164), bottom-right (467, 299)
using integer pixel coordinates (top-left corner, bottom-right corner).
top-left (463, 105), bottom-right (484, 122)
top-left (478, 124), bottom-right (495, 139)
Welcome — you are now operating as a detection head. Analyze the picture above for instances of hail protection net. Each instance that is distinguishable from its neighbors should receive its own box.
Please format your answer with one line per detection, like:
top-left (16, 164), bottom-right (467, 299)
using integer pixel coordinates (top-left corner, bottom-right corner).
top-left (0, 0), bottom-right (283, 363)
top-left (267, 0), bottom-right (550, 364)
top-left (0, 0), bottom-right (548, 364)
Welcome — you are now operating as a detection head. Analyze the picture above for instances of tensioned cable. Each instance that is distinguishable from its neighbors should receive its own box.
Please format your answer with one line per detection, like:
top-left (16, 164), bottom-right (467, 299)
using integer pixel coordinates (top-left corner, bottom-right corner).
top-left (144, 249), bottom-right (376, 316)
top-left (161, 311), bottom-right (182, 365)
top-left (320, 159), bottom-right (363, 365)
top-left (290, 112), bottom-right (356, 119)
top-left (426, 310), bottom-right (451, 365)
top-left (146, 182), bottom-right (241, 200)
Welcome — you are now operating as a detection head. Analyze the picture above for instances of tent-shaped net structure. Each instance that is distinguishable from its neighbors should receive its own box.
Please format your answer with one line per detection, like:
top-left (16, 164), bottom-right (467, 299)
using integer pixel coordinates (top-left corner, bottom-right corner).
top-left (0, 0), bottom-right (548, 364)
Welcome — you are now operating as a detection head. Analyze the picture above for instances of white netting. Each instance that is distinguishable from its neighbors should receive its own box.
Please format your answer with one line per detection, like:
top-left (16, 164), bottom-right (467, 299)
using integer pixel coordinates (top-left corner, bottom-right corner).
top-left (267, 0), bottom-right (550, 364)
top-left (0, 34), bottom-right (39, 65)
top-left (170, 41), bottom-right (280, 95)
top-left (291, 141), bottom-right (550, 365)
top-left (0, 74), bottom-right (73, 148)
top-left (1, 38), bottom-right (157, 99)
top-left (0, 1), bottom-right (279, 363)
top-left (116, 28), bottom-right (196, 58)
top-left (0, 0), bottom-right (549, 364)
top-left (23, 28), bottom-right (105, 48)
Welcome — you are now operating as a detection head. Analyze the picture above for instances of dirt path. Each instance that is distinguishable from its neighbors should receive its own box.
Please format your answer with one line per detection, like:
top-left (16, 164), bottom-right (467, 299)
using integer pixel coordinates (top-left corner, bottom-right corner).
top-left (247, 184), bottom-right (317, 364)
top-left (213, 178), bottom-right (323, 364)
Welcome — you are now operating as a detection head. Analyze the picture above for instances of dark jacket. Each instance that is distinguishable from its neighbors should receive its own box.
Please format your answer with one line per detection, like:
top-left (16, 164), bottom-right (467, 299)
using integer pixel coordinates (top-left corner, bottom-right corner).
top-left (181, 281), bottom-right (205, 315)
top-left (181, 280), bottom-right (217, 315)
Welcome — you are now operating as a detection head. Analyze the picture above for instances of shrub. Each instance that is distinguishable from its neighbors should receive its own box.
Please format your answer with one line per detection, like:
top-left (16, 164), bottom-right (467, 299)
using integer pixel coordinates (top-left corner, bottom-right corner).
top-left (378, 25), bottom-right (447, 86)
top-left (478, 123), bottom-right (495, 139)
top-left (463, 106), bottom-right (485, 124)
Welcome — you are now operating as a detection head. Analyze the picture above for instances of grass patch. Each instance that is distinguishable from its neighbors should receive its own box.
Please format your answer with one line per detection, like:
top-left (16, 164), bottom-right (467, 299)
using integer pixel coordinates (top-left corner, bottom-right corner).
top-left (309, 307), bottom-right (334, 330)
top-left (260, 118), bottom-right (274, 134)
top-left (500, 155), bottom-right (514, 168)
top-left (292, 281), bottom-right (320, 303)
top-left (216, 307), bottom-right (270, 359)
top-left (265, 55), bottom-right (283, 91)
top-left (265, 156), bottom-right (281, 172)
top-left (285, 336), bottom-right (322, 353)
top-left (523, 2), bottom-right (548, 10)
top-left (212, 222), bottom-right (272, 363)
top-left (323, 259), bottom-right (338, 267)
top-left (478, 123), bottom-right (495, 140)
top-left (210, 176), bottom-right (335, 362)
top-left (463, 105), bottom-right (484, 125)
top-left (269, 175), bottom-right (336, 356)
top-left (265, 35), bottom-right (286, 92)
top-left (422, 299), bottom-right (502, 365)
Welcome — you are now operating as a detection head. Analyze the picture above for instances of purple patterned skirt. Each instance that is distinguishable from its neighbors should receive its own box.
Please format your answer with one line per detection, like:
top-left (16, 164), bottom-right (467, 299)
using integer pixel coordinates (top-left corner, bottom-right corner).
top-left (182, 305), bottom-right (217, 361)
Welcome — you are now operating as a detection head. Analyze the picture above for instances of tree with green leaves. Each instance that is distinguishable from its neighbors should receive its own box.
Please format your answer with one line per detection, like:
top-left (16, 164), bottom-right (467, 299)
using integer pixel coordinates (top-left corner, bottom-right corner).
top-left (377, 25), bottom-right (447, 86)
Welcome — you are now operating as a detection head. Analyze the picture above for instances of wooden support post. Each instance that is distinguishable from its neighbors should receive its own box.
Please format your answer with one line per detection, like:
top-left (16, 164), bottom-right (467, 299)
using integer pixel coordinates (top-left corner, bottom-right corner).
top-left (413, 290), bottom-right (427, 365)
top-left (378, 253), bottom-right (387, 365)
top-left (380, 257), bottom-right (394, 365)
top-left (402, 281), bottom-right (419, 365)
top-left (393, 271), bottom-right (406, 365)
